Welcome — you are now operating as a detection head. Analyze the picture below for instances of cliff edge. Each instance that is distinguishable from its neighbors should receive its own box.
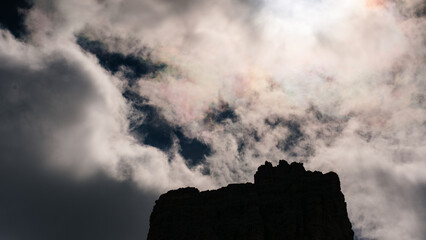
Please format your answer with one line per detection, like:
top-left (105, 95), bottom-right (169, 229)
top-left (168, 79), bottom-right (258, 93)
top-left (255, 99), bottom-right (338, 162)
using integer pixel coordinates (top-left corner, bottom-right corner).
top-left (147, 160), bottom-right (354, 240)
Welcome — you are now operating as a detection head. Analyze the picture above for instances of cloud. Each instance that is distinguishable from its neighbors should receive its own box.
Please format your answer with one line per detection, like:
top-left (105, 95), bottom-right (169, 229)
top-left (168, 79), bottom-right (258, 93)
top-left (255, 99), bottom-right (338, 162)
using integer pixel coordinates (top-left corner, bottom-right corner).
top-left (0, 0), bottom-right (425, 239)
top-left (0, 29), bottom-right (155, 239)
top-left (0, 25), bottom-right (215, 237)
top-left (0, 152), bottom-right (157, 240)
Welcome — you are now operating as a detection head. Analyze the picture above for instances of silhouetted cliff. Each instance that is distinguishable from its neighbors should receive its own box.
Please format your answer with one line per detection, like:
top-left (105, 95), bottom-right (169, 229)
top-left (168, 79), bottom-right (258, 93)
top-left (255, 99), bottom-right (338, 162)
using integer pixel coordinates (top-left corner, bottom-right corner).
top-left (147, 160), bottom-right (354, 240)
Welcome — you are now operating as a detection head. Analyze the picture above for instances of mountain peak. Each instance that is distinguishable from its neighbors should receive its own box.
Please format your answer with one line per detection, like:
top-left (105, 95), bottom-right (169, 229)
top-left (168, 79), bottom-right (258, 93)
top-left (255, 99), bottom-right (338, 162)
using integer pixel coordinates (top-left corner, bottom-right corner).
top-left (147, 160), bottom-right (354, 240)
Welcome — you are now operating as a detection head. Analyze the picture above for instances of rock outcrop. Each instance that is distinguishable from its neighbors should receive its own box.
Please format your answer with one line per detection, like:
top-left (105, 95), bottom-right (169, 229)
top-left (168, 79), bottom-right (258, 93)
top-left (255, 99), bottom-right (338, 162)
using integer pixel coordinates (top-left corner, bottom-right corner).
top-left (147, 160), bottom-right (354, 240)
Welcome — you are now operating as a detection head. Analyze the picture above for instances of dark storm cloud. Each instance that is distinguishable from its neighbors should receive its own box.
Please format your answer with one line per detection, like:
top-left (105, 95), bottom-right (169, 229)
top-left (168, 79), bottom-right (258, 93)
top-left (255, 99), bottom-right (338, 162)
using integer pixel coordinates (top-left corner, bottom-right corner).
top-left (0, 0), bottom-right (32, 39)
top-left (0, 36), bottom-right (161, 239)
top-left (418, 184), bottom-right (426, 237)
top-left (0, 50), bottom-right (97, 145)
top-left (0, 154), bottom-right (157, 240)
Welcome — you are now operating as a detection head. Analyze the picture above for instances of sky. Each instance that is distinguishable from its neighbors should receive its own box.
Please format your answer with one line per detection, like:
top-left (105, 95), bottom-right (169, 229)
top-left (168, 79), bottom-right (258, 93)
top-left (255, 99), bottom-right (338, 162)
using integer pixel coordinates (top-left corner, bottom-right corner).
top-left (0, 0), bottom-right (425, 239)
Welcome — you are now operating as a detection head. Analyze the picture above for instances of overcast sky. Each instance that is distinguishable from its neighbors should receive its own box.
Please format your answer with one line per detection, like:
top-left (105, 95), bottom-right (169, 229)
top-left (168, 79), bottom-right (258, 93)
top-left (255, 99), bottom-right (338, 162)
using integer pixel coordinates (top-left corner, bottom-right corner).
top-left (0, 0), bottom-right (425, 239)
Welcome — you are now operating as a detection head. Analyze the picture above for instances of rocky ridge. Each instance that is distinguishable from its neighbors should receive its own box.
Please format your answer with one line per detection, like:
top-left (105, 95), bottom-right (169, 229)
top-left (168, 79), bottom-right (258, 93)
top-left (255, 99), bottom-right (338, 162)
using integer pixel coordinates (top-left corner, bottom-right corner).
top-left (147, 160), bottom-right (354, 240)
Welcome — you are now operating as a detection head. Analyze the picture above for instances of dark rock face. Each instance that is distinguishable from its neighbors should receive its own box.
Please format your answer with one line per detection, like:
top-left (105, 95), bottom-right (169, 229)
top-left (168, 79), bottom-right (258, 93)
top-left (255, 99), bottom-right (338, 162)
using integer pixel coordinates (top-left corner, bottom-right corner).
top-left (147, 160), bottom-right (354, 240)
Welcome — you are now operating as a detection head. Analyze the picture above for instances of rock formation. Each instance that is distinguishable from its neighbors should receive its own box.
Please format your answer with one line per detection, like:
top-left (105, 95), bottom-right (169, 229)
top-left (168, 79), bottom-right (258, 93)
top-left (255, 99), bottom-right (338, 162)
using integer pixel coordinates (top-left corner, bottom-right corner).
top-left (147, 160), bottom-right (354, 240)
